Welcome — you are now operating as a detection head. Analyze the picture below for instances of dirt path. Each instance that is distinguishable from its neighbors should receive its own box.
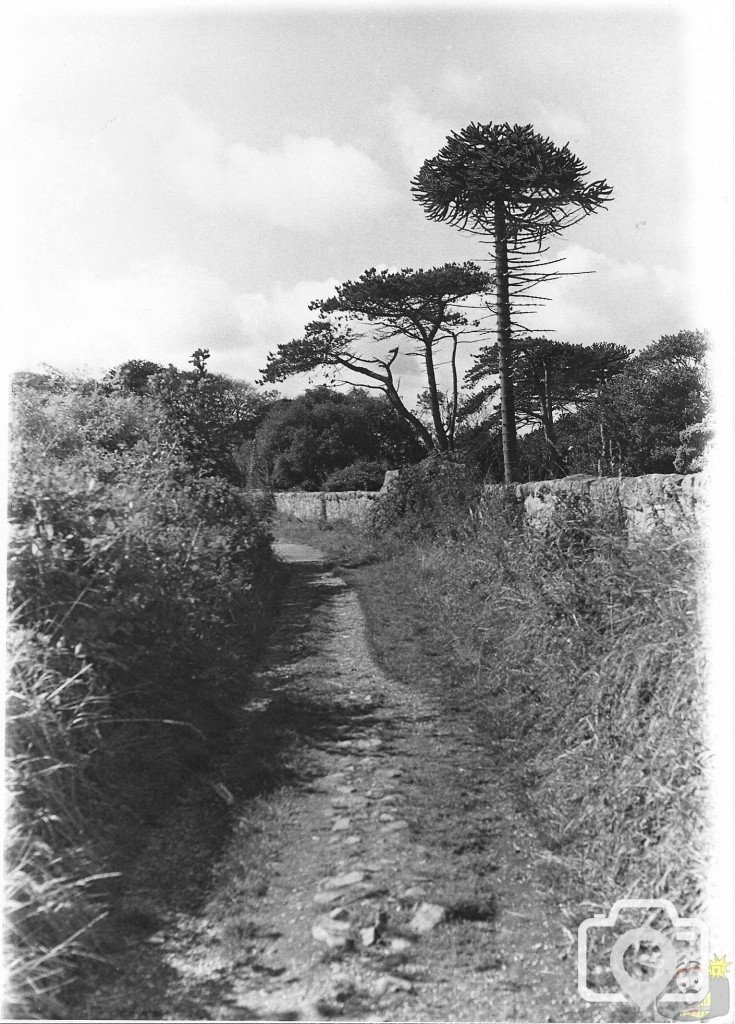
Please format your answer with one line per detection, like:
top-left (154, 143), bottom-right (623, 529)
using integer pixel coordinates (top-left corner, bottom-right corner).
top-left (72, 541), bottom-right (609, 1022)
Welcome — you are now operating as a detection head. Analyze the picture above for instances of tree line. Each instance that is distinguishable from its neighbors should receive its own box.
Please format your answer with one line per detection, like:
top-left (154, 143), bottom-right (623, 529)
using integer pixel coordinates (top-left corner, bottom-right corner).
top-left (18, 319), bottom-right (708, 494)
top-left (17, 120), bottom-right (710, 489)
top-left (259, 120), bottom-right (709, 483)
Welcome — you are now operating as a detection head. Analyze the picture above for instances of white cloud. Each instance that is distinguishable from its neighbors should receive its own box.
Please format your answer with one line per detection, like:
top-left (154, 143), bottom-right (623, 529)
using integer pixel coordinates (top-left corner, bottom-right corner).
top-left (538, 245), bottom-right (697, 348)
top-left (13, 257), bottom-right (247, 375)
top-left (385, 90), bottom-right (452, 174)
top-left (234, 277), bottom-right (339, 379)
top-left (441, 68), bottom-right (487, 103)
top-left (10, 244), bottom-right (699, 400)
top-left (11, 256), bottom-right (342, 387)
top-left (652, 263), bottom-right (696, 303)
top-left (159, 96), bottom-right (393, 233)
top-left (533, 104), bottom-right (588, 146)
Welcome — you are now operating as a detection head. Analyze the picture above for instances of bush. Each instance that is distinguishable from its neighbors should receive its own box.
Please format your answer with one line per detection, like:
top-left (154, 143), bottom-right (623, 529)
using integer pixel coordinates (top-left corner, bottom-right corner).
top-left (253, 387), bottom-right (425, 490)
top-left (5, 377), bottom-right (277, 1017)
top-left (367, 455), bottom-right (481, 540)
top-left (674, 415), bottom-right (714, 473)
top-left (323, 459), bottom-right (388, 491)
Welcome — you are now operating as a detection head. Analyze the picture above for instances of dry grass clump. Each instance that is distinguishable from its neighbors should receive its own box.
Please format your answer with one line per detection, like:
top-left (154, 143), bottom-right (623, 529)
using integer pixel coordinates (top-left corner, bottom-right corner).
top-left (4, 629), bottom-right (113, 1016)
top-left (357, 478), bottom-right (708, 922)
top-left (5, 377), bottom-right (278, 1017)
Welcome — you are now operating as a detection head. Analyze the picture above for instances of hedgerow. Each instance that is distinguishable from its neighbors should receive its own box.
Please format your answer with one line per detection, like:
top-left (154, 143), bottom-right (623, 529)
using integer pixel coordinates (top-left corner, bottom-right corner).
top-left (5, 377), bottom-right (276, 1017)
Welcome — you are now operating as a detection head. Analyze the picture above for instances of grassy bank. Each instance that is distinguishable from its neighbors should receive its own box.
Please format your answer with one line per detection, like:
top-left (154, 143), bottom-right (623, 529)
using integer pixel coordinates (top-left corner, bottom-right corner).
top-left (277, 472), bottom-right (708, 926)
top-left (5, 378), bottom-right (282, 1018)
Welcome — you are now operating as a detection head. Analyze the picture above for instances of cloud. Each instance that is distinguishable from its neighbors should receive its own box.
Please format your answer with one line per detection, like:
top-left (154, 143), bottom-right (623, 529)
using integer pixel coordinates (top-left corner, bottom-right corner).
top-left (234, 277), bottom-right (339, 379)
top-left (159, 96), bottom-right (394, 233)
top-left (11, 253), bottom-right (464, 402)
top-left (538, 245), bottom-right (697, 348)
top-left (385, 90), bottom-right (452, 174)
top-left (440, 70), bottom-right (588, 146)
top-left (13, 257), bottom-right (247, 375)
top-left (11, 244), bottom-right (698, 404)
top-left (441, 68), bottom-right (488, 103)
top-left (11, 256), bottom-right (342, 387)
top-left (533, 105), bottom-right (588, 146)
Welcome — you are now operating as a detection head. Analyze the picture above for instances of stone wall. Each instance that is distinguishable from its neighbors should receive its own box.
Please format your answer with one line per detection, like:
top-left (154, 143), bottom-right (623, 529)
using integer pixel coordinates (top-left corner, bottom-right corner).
top-left (274, 471), bottom-right (707, 536)
top-left (489, 473), bottom-right (707, 539)
top-left (274, 489), bottom-right (379, 523)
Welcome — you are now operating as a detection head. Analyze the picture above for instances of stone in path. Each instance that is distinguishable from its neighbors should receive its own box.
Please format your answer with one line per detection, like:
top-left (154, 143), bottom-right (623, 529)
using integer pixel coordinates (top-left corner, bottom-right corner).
top-left (408, 902), bottom-right (446, 934)
top-left (322, 869), bottom-right (365, 889)
top-left (311, 915), bottom-right (352, 948)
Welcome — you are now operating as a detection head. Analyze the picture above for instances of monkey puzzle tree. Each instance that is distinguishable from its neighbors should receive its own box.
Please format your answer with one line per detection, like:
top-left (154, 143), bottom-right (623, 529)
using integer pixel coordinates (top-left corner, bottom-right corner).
top-left (260, 262), bottom-right (492, 452)
top-left (412, 122), bottom-right (613, 482)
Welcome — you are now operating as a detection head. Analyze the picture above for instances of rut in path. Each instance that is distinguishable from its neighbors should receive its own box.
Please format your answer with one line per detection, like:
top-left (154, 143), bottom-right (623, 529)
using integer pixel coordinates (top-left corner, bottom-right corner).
top-left (72, 540), bottom-right (608, 1022)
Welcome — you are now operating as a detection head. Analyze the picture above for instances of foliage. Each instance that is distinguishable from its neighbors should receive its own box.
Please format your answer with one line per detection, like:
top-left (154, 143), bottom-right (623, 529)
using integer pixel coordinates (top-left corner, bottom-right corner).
top-left (323, 459), bottom-right (389, 492)
top-left (411, 122), bottom-right (614, 239)
top-left (465, 338), bottom-right (631, 476)
top-left (260, 263), bottom-right (492, 452)
top-left (150, 350), bottom-right (277, 482)
top-left (11, 370), bottom-right (164, 457)
top-left (674, 415), bottom-right (714, 473)
top-left (559, 330), bottom-right (711, 475)
top-left (6, 375), bottom-right (277, 1017)
top-left (450, 421), bottom-right (505, 483)
top-left (412, 121), bottom-right (613, 483)
top-left (367, 454), bottom-right (482, 540)
top-left (253, 387), bottom-right (424, 490)
top-left (102, 359), bottom-right (166, 394)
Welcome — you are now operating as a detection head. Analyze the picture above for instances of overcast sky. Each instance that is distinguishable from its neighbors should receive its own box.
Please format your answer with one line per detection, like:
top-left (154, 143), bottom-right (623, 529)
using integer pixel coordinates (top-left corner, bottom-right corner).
top-left (4, 0), bottom-right (732, 399)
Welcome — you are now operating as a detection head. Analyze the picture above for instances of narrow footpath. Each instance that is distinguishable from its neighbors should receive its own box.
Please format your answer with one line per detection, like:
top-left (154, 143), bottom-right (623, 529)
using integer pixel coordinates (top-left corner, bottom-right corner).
top-left (73, 541), bottom-right (610, 1022)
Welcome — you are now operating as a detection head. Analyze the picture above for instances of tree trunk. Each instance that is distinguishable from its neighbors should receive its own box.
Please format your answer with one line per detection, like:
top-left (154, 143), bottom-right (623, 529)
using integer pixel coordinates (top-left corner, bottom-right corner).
top-left (493, 202), bottom-right (518, 484)
top-left (542, 365), bottom-right (567, 477)
top-left (448, 332), bottom-right (459, 447)
top-left (384, 380), bottom-right (436, 452)
top-left (423, 343), bottom-right (450, 452)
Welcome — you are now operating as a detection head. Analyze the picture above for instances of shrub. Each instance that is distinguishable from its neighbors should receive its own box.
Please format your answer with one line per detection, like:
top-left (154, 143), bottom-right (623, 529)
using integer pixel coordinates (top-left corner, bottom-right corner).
top-left (323, 459), bottom-right (388, 491)
top-left (367, 455), bottom-right (481, 540)
top-left (674, 415), bottom-right (714, 473)
top-left (5, 377), bottom-right (277, 1017)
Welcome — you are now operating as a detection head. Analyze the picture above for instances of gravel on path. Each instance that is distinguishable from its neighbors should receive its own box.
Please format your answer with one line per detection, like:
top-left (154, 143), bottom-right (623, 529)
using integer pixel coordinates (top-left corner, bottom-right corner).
top-left (70, 539), bottom-right (612, 1023)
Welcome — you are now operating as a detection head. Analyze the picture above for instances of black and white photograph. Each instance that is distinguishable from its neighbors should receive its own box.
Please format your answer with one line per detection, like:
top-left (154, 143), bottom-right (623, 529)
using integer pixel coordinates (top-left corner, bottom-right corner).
top-left (3, 0), bottom-right (733, 1020)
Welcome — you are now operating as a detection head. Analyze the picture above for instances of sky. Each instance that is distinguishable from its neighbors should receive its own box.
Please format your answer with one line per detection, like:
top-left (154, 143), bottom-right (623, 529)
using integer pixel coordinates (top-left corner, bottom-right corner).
top-left (3, 0), bottom-right (732, 401)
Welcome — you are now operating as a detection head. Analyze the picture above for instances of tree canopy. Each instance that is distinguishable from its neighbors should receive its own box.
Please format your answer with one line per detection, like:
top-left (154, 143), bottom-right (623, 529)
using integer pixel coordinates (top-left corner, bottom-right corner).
top-left (260, 262), bottom-right (492, 452)
top-left (464, 337), bottom-right (630, 475)
top-left (148, 351), bottom-right (276, 482)
top-left (252, 387), bottom-right (424, 490)
top-left (412, 122), bottom-right (613, 241)
top-left (591, 330), bottom-right (711, 475)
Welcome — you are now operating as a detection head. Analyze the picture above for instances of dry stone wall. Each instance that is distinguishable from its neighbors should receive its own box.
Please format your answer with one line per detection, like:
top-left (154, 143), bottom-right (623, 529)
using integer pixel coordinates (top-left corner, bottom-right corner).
top-left (274, 471), bottom-right (707, 537)
top-left (494, 473), bottom-right (707, 539)
top-left (274, 490), bottom-right (379, 523)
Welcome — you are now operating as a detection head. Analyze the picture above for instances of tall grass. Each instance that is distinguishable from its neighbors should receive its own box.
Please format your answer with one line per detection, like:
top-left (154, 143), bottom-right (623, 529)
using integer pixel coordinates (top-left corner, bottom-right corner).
top-left (5, 377), bottom-right (277, 1017)
top-left (357, 466), bottom-right (708, 922)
